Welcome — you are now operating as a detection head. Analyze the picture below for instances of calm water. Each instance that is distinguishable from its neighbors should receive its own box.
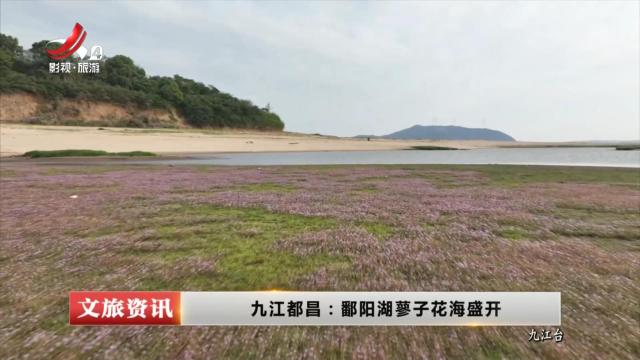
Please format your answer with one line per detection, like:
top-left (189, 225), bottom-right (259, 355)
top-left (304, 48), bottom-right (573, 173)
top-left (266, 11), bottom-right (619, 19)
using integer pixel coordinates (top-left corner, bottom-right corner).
top-left (138, 148), bottom-right (640, 167)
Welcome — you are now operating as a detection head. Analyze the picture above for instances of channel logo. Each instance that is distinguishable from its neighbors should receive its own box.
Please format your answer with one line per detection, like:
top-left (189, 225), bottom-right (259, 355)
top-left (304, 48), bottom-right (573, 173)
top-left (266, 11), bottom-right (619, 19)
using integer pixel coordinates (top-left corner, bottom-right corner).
top-left (46, 22), bottom-right (102, 61)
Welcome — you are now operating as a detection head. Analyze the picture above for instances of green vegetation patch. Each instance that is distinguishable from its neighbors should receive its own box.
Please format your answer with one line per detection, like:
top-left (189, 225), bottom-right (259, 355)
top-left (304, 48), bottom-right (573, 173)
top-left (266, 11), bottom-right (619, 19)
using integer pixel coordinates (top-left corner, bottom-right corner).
top-left (410, 165), bottom-right (640, 187)
top-left (292, 165), bottom-right (640, 188)
top-left (550, 226), bottom-right (639, 242)
top-left (615, 145), bottom-right (640, 151)
top-left (43, 165), bottom-right (158, 175)
top-left (494, 226), bottom-right (531, 240)
top-left (0, 168), bottom-right (18, 177)
top-left (108, 205), bottom-right (344, 290)
top-left (410, 145), bottom-right (460, 150)
top-left (554, 202), bottom-right (639, 220)
top-left (411, 171), bottom-right (483, 188)
top-left (494, 217), bottom-right (539, 241)
top-left (24, 149), bottom-right (156, 158)
top-left (358, 221), bottom-right (396, 240)
top-left (550, 203), bottom-right (640, 250)
top-left (476, 165), bottom-right (640, 187)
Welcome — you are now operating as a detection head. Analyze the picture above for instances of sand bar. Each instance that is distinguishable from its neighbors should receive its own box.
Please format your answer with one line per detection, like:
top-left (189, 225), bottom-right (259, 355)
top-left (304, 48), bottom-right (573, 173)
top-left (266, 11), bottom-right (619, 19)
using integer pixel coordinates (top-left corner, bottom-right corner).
top-left (0, 124), bottom-right (520, 156)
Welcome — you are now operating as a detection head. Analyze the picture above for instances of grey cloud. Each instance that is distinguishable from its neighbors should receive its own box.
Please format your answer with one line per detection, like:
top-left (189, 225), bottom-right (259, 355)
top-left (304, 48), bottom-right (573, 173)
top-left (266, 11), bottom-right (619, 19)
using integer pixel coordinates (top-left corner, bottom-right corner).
top-left (1, 0), bottom-right (638, 141)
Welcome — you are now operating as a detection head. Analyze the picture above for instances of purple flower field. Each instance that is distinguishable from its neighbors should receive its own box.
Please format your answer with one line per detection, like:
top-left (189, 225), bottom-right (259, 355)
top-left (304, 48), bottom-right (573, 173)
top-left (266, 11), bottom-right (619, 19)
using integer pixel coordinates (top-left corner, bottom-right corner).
top-left (0, 161), bottom-right (638, 359)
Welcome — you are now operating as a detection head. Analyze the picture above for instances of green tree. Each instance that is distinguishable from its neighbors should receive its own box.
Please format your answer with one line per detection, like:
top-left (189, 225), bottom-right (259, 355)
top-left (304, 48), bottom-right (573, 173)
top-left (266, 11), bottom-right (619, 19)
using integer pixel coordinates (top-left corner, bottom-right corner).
top-left (0, 34), bottom-right (22, 57)
top-left (102, 55), bottom-right (146, 89)
top-left (0, 49), bottom-right (15, 71)
top-left (29, 40), bottom-right (53, 65)
top-left (158, 78), bottom-right (184, 103)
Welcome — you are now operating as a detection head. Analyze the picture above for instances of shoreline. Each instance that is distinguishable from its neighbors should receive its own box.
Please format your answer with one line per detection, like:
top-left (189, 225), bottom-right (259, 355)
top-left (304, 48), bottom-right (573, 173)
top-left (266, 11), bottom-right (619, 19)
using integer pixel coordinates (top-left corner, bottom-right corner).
top-left (2, 154), bottom-right (637, 169)
top-left (0, 124), bottom-right (505, 156)
top-left (4, 123), bottom-right (635, 157)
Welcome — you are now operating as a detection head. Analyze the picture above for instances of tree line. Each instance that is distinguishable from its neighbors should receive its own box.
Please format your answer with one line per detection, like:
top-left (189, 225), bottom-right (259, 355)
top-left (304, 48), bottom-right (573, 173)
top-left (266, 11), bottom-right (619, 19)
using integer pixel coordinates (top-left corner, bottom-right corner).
top-left (0, 33), bottom-right (284, 130)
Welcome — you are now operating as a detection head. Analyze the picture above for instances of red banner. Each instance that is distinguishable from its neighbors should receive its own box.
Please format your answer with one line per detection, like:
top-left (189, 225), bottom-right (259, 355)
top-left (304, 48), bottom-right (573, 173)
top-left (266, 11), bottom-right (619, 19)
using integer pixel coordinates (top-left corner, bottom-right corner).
top-left (69, 291), bottom-right (181, 325)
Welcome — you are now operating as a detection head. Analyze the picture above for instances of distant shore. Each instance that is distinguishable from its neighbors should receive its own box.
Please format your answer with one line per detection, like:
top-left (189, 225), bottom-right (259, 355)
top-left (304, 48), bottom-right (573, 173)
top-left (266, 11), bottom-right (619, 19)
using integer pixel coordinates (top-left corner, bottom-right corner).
top-left (0, 124), bottom-right (635, 157)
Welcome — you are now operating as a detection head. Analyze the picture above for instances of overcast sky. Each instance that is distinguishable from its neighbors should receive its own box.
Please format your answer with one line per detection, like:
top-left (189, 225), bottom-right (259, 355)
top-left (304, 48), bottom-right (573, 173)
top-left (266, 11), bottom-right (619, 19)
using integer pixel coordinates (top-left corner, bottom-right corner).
top-left (2, 0), bottom-right (638, 141)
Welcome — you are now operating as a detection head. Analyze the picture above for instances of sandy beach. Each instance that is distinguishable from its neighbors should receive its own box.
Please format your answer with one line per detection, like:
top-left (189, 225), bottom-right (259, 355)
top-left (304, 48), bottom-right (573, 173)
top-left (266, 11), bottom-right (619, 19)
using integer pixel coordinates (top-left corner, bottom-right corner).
top-left (0, 124), bottom-right (523, 157)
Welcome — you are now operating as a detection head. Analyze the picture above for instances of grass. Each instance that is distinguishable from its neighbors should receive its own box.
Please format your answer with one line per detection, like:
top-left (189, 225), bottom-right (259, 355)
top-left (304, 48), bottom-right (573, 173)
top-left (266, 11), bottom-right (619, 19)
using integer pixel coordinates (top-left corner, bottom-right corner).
top-left (494, 225), bottom-right (531, 240)
top-left (43, 165), bottom-right (159, 175)
top-left (549, 203), bottom-right (640, 250)
top-left (358, 221), bottom-right (396, 240)
top-left (23, 149), bottom-right (156, 158)
top-left (302, 164), bottom-right (639, 188)
top-left (412, 170), bottom-right (479, 188)
top-left (448, 165), bottom-right (639, 187)
top-left (616, 145), bottom-right (640, 151)
top-left (0, 168), bottom-right (18, 177)
top-left (95, 204), bottom-right (344, 290)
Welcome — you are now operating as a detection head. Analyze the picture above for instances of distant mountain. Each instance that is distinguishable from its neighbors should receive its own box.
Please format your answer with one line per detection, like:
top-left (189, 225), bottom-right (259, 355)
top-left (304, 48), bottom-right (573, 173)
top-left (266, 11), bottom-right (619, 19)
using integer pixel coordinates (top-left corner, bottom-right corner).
top-left (359, 125), bottom-right (515, 141)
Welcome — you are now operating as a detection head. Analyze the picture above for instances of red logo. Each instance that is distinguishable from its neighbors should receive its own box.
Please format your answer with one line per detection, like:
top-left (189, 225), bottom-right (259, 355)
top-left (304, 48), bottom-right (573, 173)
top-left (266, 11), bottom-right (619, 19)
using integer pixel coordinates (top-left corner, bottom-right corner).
top-left (46, 22), bottom-right (87, 60)
top-left (69, 291), bottom-right (181, 325)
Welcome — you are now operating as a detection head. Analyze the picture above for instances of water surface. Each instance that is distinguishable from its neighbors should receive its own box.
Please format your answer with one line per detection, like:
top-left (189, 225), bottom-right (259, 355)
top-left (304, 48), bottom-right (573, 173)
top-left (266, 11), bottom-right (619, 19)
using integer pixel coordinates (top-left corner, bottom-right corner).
top-left (137, 147), bottom-right (640, 167)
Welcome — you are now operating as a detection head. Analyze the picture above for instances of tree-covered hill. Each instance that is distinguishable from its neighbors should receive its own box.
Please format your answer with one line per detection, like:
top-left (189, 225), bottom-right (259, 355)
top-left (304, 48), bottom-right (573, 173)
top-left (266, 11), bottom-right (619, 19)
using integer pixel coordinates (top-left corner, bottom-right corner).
top-left (0, 34), bottom-right (284, 130)
top-left (358, 125), bottom-right (515, 141)
top-left (383, 125), bottom-right (515, 141)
